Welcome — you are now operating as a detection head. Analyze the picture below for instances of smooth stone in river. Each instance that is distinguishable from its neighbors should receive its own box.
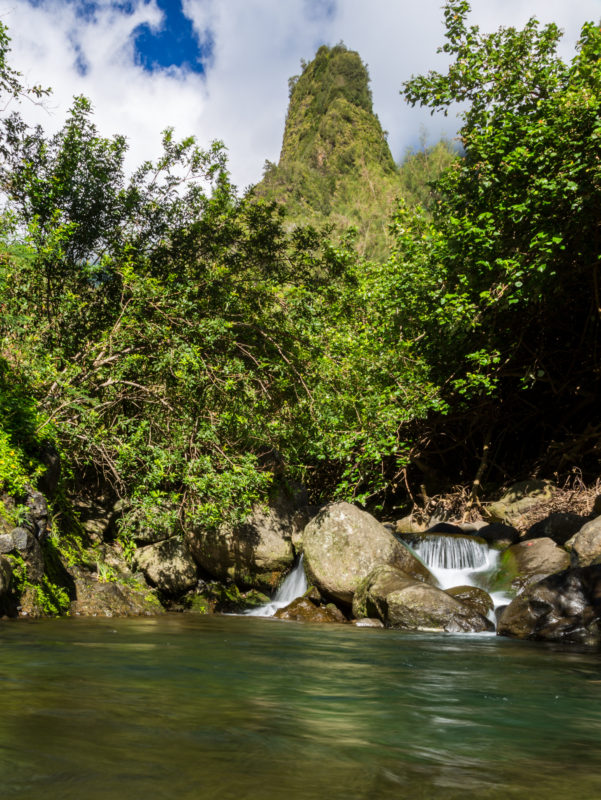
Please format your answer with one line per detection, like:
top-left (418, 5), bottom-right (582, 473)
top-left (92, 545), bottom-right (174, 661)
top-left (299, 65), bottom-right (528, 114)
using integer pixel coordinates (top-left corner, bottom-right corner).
top-left (303, 502), bottom-right (435, 606)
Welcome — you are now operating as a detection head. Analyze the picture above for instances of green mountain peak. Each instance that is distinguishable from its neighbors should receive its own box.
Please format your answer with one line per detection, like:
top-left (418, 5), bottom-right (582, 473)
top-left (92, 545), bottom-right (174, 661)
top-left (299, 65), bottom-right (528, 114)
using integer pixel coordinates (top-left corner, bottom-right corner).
top-left (255, 43), bottom-right (400, 259)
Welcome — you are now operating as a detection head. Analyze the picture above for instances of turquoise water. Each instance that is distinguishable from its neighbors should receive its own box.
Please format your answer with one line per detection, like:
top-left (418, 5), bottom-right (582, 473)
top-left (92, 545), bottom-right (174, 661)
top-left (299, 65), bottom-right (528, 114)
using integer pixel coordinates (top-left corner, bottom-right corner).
top-left (1, 614), bottom-right (600, 799)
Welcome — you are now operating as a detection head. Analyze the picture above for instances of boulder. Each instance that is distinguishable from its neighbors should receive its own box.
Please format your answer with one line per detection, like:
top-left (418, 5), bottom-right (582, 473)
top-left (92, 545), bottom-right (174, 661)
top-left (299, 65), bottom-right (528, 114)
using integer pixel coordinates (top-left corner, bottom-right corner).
top-left (69, 566), bottom-right (164, 617)
top-left (303, 502), bottom-right (435, 606)
top-left (133, 537), bottom-right (198, 596)
top-left (499, 537), bottom-right (570, 593)
top-left (565, 517), bottom-right (601, 567)
top-left (274, 597), bottom-right (346, 623)
top-left (527, 513), bottom-right (589, 546)
top-left (446, 585), bottom-right (494, 618)
top-left (352, 564), bottom-right (493, 633)
top-left (477, 522), bottom-right (520, 547)
top-left (353, 618), bottom-right (385, 628)
top-left (497, 566), bottom-right (601, 645)
top-left (0, 527), bottom-right (44, 582)
top-left (187, 488), bottom-right (306, 590)
top-left (487, 480), bottom-right (553, 526)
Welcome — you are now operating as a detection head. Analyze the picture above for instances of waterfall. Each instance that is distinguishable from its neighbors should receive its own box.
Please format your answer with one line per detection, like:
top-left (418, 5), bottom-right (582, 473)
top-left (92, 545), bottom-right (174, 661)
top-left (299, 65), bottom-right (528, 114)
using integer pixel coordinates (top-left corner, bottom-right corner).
top-left (245, 554), bottom-right (308, 617)
top-left (414, 535), bottom-right (489, 570)
top-left (412, 534), bottom-right (510, 612)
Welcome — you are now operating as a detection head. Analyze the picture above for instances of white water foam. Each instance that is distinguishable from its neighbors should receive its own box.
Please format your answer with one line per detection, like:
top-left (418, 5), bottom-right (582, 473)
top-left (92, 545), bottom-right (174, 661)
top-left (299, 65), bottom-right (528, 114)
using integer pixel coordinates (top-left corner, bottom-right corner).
top-left (412, 536), bottom-right (512, 612)
top-left (245, 554), bottom-right (308, 617)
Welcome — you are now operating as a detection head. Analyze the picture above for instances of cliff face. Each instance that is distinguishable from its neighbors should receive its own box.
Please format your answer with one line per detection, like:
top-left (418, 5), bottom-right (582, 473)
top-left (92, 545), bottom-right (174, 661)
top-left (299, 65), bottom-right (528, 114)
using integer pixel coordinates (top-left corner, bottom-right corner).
top-left (254, 44), bottom-right (402, 260)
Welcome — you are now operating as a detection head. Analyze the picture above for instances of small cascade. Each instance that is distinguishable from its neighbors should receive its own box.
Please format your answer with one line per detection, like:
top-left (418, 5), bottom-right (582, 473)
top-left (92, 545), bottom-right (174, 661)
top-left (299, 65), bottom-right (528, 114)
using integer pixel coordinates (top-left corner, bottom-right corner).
top-left (412, 534), bottom-right (511, 613)
top-left (245, 554), bottom-right (308, 617)
top-left (415, 535), bottom-right (489, 571)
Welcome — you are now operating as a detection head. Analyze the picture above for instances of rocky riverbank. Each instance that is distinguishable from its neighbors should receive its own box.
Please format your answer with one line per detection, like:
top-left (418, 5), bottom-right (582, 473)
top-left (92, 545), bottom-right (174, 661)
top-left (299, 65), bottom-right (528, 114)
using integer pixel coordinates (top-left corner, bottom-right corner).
top-left (2, 475), bottom-right (601, 645)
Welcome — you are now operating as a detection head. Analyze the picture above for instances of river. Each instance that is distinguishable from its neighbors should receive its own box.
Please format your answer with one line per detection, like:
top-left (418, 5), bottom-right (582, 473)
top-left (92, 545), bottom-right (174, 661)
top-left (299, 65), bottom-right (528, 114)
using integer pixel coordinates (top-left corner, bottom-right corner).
top-left (1, 614), bottom-right (600, 799)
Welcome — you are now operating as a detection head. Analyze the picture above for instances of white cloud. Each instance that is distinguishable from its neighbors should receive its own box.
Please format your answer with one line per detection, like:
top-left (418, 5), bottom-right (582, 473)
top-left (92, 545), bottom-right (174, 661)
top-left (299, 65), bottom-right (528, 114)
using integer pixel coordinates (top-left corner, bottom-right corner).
top-left (2, 0), bottom-right (600, 189)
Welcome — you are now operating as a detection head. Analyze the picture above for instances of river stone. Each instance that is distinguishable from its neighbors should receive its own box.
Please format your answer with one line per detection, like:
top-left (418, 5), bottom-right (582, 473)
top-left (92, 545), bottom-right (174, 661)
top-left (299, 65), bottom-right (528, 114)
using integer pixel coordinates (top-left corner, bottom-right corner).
top-left (487, 480), bottom-right (553, 526)
top-left (274, 596), bottom-right (346, 624)
top-left (353, 618), bottom-right (385, 628)
top-left (133, 537), bottom-right (198, 596)
top-left (477, 523), bottom-right (520, 547)
top-left (303, 502), bottom-right (435, 606)
top-left (446, 585), bottom-right (494, 618)
top-left (527, 513), bottom-right (589, 546)
top-left (0, 555), bottom-right (12, 595)
top-left (352, 564), bottom-right (493, 633)
top-left (497, 566), bottom-right (601, 645)
top-left (187, 488), bottom-right (306, 591)
top-left (69, 566), bottom-right (164, 617)
top-left (565, 517), bottom-right (601, 567)
top-left (500, 537), bottom-right (570, 593)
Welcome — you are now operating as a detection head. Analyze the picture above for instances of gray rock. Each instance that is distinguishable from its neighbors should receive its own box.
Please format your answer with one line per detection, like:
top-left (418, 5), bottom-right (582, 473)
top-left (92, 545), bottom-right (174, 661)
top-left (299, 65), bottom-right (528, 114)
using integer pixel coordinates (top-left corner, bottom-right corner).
top-left (133, 537), bottom-right (198, 596)
top-left (303, 502), bottom-right (435, 606)
top-left (527, 513), bottom-right (589, 546)
top-left (274, 597), bottom-right (346, 623)
top-left (69, 566), bottom-right (164, 617)
top-left (499, 537), bottom-right (570, 593)
top-left (353, 564), bottom-right (493, 633)
top-left (0, 528), bottom-right (45, 582)
top-left (565, 517), bottom-right (601, 567)
top-left (497, 566), bottom-right (601, 644)
top-left (477, 522), bottom-right (520, 546)
top-left (187, 488), bottom-right (306, 591)
top-left (353, 618), bottom-right (385, 628)
top-left (446, 585), bottom-right (494, 618)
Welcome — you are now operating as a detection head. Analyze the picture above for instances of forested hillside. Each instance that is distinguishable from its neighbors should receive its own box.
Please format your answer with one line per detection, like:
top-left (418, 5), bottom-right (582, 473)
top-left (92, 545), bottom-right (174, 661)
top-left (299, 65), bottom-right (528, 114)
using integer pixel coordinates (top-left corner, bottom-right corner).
top-left (0, 1), bottom-right (599, 614)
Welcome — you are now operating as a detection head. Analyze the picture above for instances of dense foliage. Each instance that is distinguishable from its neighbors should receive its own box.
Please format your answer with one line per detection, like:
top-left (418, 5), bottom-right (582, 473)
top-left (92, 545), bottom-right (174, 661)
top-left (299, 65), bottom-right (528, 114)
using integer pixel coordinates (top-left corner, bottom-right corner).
top-left (1, 0), bottom-right (600, 545)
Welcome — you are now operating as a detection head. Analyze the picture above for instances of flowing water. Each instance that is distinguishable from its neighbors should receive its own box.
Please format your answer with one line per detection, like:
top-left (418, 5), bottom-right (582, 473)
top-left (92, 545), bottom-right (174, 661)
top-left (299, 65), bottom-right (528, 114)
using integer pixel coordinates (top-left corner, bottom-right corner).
top-left (1, 614), bottom-right (601, 800)
top-left (412, 534), bottom-right (512, 609)
top-left (246, 555), bottom-right (308, 617)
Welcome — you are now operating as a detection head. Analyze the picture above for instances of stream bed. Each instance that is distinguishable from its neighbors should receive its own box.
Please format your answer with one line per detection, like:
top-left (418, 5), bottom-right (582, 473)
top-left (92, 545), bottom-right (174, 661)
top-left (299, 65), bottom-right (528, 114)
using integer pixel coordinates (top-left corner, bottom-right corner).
top-left (1, 613), bottom-right (600, 800)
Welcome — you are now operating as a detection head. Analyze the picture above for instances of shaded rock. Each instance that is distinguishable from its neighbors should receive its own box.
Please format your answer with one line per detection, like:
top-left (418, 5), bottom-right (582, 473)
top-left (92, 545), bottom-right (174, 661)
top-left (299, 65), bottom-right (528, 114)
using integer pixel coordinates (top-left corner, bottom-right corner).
top-left (500, 537), bottom-right (570, 593)
top-left (527, 512), bottom-right (589, 546)
top-left (353, 564), bottom-right (493, 633)
top-left (37, 444), bottom-right (61, 498)
top-left (69, 566), bottom-right (164, 617)
top-left (0, 527), bottom-right (45, 582)
top-left (133, 537), bottom-right (198, 596)
top-left (187, 487), bottom-right (307, 591)
top-left (274, 596), bottom-right (346, 623)
top-left (565, 517), bottom-right (601, 567)
top-left (0, 555), bottom-right (12, 595)
top-left (25, 491), bottom-right (48, 541)
top-left (353, 618), bottom-right (385, 628)
top-left (446, 585), bottom-right (494, 618)
top-left (192, 580), bottom-right (270, 613)
top-left (487, 480), bottom-right (553, 526)
top-left (303, 502), bottom-right (435, 606)
top-left (477, 522), bottom-right (520, 547)
top-left (593, 495), bottom-right (601, 516)
top-left (497, 566), bottom-right (601, 645)
top-left (426, 522), bottom-right (464, 534)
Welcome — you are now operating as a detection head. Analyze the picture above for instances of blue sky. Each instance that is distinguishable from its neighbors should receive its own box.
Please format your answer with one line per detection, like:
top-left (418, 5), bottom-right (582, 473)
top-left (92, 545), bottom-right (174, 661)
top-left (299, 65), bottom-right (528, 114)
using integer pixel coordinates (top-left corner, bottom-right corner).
top-left (5, 0), bottom-right (601, 188)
